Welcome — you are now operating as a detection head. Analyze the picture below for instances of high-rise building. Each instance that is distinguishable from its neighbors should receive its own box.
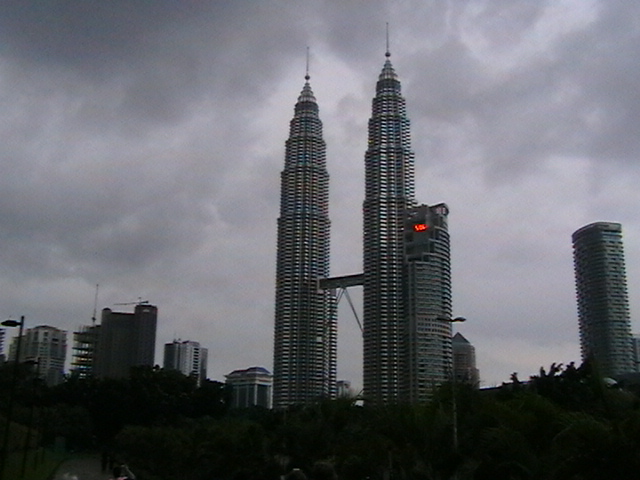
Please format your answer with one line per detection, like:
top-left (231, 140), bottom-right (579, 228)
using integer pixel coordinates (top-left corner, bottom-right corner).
top-left (0, 328), bottom-right (5, 362)
top-left (404, 203), bottom-right (452, 401)
top-left (362, 49), bottom-right (416, 404)
top-left (226, 366), bottom-right (273, 409)
top-left (336, 380), bottom-right (353, 398)
top-left (94, 303), bottom-right (158, 379)
top-left (10, 325), bottom-right (67, 386)
top-left (632, 335), bottom-right (640, 373)
top-left (272, 71), bottom-right (336, 408)
top-left (572, 222), bottom-right (634, 377)
top-left (71, 324), bottom-right (100, 379)
top-left (164, 339), bottom-right (208, 385)
top-left (452, 332), bottom-right (480, 387)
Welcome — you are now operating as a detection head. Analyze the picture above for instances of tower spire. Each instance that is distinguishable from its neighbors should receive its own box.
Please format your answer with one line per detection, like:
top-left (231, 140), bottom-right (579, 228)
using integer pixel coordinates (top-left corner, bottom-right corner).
top-left (273, 53), bottom-right (336, 408)
top-left (363, 34), bottom-right (416, 405)
top-left (385, 22), bottom-right (391, 57)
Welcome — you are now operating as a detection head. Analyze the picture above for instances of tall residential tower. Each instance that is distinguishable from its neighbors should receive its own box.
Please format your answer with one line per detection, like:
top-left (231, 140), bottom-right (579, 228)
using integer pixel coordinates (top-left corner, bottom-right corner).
top-left (10, 325), bottom-right (67, 386)
top-left (362, 49), bottom-right (416, 404)
top-left (272, 71), bottom-right (336, 408)
top-left (572, 222), bottom-right (633, 377)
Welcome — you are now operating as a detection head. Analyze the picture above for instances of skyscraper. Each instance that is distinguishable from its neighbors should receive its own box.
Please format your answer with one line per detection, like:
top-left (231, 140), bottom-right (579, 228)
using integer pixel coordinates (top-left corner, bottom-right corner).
top-left (272, 71), bottom-right (336, 408)
top-left (572, 222), bottom-right (634, 377)
top-left (404, 203), bottom-right (452, 402)
top-left (10, 325), bottom-right (67, 386)
top-left (452, 332), bottom-right (480, 387)
top-left (164, 339), bottom-right (208, 385)
top-left (94, 303), bottom-right (158, 379)
top-left (0, 328), bottom-right (5, 362)
top-left (362, 49), bottom-right (416, 404)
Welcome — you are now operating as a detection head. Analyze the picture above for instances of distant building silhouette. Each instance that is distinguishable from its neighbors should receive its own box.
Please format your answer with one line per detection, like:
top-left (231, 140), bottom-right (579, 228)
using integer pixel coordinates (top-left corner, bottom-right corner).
top-left (572, 222), bottom-right (634, 377)
top-left (452, 332), bottom-right (480, 387)
top-left (226, 366), bottom-right (272, 409)
top-left (71, 324), bottom-right (100, 379)
top-left (94, 303), bottom-right (157, 379)
top-left (0, 328), bottom-right (5, 362)
top-left (633, 335), bottom-right (640, 373)
top-left (272, 69), bottom-right (336, 408)
top-left (163, 339), bottom-right (208, 385)
top-left (10, 325), bottom-right (67, 386)
top-left (336, 380), bottom-right (352, 398)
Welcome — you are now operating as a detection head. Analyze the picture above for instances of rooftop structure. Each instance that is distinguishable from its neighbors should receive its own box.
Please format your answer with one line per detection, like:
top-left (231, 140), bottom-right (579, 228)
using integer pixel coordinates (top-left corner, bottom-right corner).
top-left (226, 366), bottom-right (273, 409)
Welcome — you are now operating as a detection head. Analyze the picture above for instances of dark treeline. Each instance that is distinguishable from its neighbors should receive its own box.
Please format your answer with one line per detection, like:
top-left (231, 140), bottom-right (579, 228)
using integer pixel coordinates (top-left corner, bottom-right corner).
top-left (3, 362), bottom-right (640, 480)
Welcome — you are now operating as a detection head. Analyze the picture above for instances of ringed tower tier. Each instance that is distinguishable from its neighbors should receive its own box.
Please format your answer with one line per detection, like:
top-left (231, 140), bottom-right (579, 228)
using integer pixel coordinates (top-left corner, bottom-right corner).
top-left (273, 71), bottom-right (337, 408)
top-left (362, 49), bottom-right (416, 404)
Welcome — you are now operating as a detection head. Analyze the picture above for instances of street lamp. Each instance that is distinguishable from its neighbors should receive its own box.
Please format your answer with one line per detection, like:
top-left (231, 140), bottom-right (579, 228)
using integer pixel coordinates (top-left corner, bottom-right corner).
top-left (0, 316), bottom-right (25, 480)
top-left (20, 359), bottom-right (39, 479)
top-left (437, 316), bottom-right (466, 451)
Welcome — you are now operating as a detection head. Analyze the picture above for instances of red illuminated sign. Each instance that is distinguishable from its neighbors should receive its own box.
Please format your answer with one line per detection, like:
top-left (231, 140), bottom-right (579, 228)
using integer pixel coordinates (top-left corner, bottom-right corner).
top-left (413, 223), bottom-right (428, 232)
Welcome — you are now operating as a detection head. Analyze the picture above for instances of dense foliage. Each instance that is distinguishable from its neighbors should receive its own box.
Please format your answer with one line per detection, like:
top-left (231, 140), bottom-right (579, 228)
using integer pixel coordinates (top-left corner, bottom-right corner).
top-left (2, 361), bottom-right (640, 479)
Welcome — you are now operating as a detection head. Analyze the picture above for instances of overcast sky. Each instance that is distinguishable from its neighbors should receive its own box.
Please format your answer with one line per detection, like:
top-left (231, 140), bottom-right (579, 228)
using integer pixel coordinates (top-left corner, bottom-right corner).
top-left (1, 0), bottom-right (639, 389)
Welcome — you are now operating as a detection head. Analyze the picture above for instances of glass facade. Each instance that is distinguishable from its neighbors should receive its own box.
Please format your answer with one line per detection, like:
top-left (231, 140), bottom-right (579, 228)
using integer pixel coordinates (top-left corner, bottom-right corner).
top-left (362, 53), bottom-right (416, 404)
top-left (403, 204), bottom-right (452, 402)
top-left (273, 77), bottom-right (337, 408)
top-left (572, 222), bottom-right (633, 377)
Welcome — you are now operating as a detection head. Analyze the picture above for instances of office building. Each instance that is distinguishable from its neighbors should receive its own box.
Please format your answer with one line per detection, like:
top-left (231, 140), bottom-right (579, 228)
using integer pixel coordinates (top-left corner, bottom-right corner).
top-left (362, 49), bottom-right (416, 404)
top-left (0, 328), bottom-right (5, 362)
top-left (94, 303), bottom-right (158, 379)
top-left (164, 339), bottom-right (208, 385)
top-left (10, 325), bottom-right (67, 386)
top-left (272, 70), bottom-right (337, 407)
top-left (226, 366), bottom-right (273, 409)
top-left (336, 380), bottom-right (353, 398)
top-left (404, 204), bottom-right (452, 401)
top-left (452, 332), bottom-right (480, 387)
top-left (572, 222), bottom-right (634, 377)
top-left (632, 335), bottom-right (640, 373)
top-left (71, 324), bottom-right (101, 379)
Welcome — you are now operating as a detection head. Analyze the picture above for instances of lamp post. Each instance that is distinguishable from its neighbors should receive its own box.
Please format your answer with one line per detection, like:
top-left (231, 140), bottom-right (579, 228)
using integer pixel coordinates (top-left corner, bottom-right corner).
top-left (0, 316), bottom-right (25, 480)
top-left (435, 316), bottom-right (467, 480)
top-left (437, 316), bottom-right (466, 451)
top-left (20, 359), bottom-right (39, 479)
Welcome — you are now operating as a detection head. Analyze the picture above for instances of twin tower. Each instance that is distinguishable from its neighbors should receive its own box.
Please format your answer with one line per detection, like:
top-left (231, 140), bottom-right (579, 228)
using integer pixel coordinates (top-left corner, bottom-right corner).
top-left (273, 50), bottom-right (452, 407)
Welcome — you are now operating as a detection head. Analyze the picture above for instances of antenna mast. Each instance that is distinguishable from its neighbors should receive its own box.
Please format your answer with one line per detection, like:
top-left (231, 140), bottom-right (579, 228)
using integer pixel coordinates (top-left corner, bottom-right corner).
top-left (305, 46), bottom-right (310, 80)
top-left (386, 22), bottom-right (391, 57)
top-left (91, 284), bottom-right (99, 325)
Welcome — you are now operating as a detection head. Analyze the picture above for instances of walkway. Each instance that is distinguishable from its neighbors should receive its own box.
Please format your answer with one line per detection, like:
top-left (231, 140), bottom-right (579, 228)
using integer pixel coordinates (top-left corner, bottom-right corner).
top-left (51, 455), bottom-right (109, 480)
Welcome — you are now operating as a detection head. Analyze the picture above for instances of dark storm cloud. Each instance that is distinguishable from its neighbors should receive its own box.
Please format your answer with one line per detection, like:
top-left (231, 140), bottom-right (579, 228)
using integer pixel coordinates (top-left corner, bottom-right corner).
top-left (404, 0), bottom-right (640, 186)
top-left (0, 0), bottom-right (312, 279)
top-left (0, 1), bottom-right (311, 128)
top-left (0, 1), bottom-right (211, 71)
